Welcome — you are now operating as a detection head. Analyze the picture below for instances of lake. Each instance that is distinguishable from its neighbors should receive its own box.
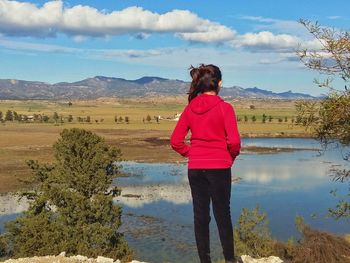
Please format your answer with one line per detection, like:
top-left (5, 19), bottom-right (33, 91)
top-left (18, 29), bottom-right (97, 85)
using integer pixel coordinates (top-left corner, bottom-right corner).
top-left (1, 138), bottom-right (349, 263)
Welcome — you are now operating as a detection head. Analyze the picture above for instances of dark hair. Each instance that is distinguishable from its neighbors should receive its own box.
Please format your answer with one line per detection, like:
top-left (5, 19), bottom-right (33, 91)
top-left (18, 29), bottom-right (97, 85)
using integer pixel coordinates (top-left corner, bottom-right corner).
top-left (188, 64), bottom-right (222, 102)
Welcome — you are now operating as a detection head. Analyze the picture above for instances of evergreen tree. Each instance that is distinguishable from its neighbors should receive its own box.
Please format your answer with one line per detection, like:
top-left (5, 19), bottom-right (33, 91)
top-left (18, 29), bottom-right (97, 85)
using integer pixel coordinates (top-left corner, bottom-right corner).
top-left (5, 110), bottom-right (13, 121)
top-left (0, 111), bottom-right (3, 121)
top-left (86, 116), bottom-right (91, 123)
top-left (251, 115), bottom-right (256, 123)
top-left (4, 129), bottom-right (132, 260)
top-left (125, 116), bottom-right (129, 124)
top-left (262, 114), bottom-right (267, 123)
top-left (12, 111), bottom-right (19, 121)
top-left (146, 115), bottom-right (152, 123)
top-left (244, 115), bottom-right (248, 123)
top-left (42, 115), bottom-right (49, 123)
top-left (52, 112), bottom-right (59, 123)
top-left (68, 115), bottom-right (73, 122)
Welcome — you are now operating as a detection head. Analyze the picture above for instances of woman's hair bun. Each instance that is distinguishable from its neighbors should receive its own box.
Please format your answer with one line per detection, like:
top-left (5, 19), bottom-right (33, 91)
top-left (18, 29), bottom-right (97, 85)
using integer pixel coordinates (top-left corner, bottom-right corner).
top-left (187, 64), bottom-right (222, 102)
top-left (189, 66), bottom-right (200, 83)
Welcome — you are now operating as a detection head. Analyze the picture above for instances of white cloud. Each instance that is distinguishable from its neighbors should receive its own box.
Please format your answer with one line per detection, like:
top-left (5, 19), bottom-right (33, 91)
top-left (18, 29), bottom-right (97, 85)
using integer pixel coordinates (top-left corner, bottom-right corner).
top-left (327, 16), bottom-right (342, 20)
top-left (0, 0), bottom-right (62, 37)
top-left (96, 48), bottom-right (174, 59)
top-left (0, 37), bottom-right (176, 59)
top-left (0, 38), bottom-right (78, 53)
top-left (240, 16), bottom-right (277, 23)
top-left (229, 30), bottom-right (323, 53)
top-left (176, 25), bottom-right (236, 43)
top-left (0, 2), bottom-right (326, 55)
top-left (239, 15), bottom-right (310, 38)
top-left (231, 31), bottom-right (300, 52)
top-left (0, 0), bottom-right (235, 43)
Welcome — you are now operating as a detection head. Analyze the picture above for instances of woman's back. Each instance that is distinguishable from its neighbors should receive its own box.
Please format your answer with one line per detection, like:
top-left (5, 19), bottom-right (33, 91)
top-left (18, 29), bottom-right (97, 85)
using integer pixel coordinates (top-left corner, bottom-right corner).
top-left (171, 93), bottom-right (240, 169)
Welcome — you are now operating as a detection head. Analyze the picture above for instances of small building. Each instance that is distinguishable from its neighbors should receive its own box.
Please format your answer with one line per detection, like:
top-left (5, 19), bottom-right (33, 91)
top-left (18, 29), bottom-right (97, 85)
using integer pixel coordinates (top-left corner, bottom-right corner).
top-left (174, 113), bottom-right (181, 121)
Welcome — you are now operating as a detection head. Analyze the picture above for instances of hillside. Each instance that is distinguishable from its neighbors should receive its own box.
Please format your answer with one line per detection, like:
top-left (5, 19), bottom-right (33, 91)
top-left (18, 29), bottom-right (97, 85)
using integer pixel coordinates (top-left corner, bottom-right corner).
top-left (0, 76), bottom-right (316, 100)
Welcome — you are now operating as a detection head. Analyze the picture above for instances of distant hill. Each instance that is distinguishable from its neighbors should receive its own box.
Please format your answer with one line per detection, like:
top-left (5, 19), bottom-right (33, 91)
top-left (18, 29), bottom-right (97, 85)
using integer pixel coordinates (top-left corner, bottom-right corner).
top-left (0, 76), bottom-right (317, 100)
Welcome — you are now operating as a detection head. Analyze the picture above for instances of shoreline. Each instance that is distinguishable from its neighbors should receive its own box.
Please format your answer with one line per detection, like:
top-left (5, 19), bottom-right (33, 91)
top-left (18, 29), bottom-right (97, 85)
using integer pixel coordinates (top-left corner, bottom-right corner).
top-left (0, 135), bottom-right (320, 194)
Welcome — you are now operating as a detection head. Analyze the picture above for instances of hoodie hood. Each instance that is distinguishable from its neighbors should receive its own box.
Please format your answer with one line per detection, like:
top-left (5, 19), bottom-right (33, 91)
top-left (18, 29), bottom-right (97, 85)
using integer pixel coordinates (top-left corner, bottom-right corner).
top-left (189, 94), bottom-right (223, 114)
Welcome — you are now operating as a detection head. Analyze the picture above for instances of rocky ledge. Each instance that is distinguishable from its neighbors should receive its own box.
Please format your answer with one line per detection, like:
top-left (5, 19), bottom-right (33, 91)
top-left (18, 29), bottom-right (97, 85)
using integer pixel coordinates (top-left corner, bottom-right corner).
top-left (1, 253), bottom-right (284, 263)
top-left (1, 252), bottom-right (145, 263)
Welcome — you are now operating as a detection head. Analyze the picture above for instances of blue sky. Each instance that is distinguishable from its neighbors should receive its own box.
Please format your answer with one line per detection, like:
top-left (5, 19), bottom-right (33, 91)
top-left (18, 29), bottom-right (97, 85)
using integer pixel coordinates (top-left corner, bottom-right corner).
top-left (0, 0), bottom-right (348, 95)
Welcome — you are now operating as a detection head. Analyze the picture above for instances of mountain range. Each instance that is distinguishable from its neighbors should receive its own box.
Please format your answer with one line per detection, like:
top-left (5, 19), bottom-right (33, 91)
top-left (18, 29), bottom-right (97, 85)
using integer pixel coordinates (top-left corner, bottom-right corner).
top-left (0, 76), bottom-right (317, 100)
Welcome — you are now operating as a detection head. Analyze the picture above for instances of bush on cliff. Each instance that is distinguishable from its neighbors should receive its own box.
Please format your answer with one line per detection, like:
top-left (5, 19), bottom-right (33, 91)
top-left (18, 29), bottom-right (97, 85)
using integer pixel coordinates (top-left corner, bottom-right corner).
top-left (290, 216), bottom-right (350, 263)
top-left (234, 205), bottom-right (277, 258)
top-left (234, 206), bottom-right (350, 263)
top-left (2, 128), bottom-right (132, 261)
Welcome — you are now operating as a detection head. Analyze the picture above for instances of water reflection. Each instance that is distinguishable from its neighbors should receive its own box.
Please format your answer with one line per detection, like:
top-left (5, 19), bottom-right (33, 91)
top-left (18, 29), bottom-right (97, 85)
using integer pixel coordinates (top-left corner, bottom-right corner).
top-left (1, 138), bottom-right (349, 263)
top-left (0, 194), bottom-right (29, 215)
top-left (115, 183), bottom-right (192, 208)
top-left (115, 146), bottom-right (346, 207)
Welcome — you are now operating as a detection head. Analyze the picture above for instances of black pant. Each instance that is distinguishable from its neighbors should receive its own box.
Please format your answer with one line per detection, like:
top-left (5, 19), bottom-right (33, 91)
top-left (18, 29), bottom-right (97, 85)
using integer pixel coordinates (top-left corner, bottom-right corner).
top-left (188, 168), bottom-right (234, 263)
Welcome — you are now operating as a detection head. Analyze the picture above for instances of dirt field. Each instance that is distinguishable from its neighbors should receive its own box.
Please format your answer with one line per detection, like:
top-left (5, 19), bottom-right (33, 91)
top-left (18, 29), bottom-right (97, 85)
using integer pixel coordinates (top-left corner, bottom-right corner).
top-left (0, 98), bottom-right (311, 193)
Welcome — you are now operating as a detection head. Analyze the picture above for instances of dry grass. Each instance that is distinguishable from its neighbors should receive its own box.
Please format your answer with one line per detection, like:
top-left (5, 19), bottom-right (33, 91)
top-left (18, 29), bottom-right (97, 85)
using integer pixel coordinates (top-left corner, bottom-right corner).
top-left (291, 225), bottom-right (350, 263)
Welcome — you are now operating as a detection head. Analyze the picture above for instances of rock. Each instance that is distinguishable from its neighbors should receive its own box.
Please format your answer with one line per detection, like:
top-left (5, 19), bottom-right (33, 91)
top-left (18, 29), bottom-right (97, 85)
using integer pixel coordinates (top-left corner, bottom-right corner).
top-left (96, 256), bottom-right (114, 263)
top-left (69, 255), bottom-right (89, 261)
top-left (1, 254), bottom-right (283, 263)
top-left (59, 252), bottom-right (66, 257)
top-left (241, 255), bottom-right (284, 263)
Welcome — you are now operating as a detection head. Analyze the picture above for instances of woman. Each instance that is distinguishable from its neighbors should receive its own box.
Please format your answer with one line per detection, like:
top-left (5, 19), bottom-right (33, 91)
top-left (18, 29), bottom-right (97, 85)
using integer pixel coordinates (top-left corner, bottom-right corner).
top-left (170, 64), bottom-right (241, 263)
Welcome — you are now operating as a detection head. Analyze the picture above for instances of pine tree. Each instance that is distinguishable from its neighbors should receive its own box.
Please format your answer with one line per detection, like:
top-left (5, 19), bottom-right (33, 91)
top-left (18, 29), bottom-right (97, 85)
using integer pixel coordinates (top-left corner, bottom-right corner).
top-left (52, 112), bottom-right (59, 123)
top-left (5, 110), bottom-right (13, 121)
top-left (4, 129), bottom-right (132, 260)
top-left (12, 111), bottom-right (19, 121)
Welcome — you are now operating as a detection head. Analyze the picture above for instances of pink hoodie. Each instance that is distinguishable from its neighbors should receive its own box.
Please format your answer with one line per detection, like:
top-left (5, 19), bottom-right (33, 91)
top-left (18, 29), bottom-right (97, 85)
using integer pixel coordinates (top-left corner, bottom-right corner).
top-left (170, 94), bottom-right (241, 169)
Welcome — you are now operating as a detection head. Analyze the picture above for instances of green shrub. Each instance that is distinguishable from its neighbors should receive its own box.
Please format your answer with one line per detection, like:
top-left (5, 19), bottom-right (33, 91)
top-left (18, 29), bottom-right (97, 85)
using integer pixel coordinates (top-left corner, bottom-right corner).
top-left (3, 128), bottom-right (132, 261)
top-left (234, 205), bottom-right (276, 258)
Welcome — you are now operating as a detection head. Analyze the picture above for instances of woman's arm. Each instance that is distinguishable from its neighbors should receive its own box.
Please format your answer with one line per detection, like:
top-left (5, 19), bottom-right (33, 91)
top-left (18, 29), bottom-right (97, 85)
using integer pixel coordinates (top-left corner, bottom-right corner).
top-left (222, 103), bottom-right (241, 158)
top-left (170, 107), bottom-right (190, 157)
